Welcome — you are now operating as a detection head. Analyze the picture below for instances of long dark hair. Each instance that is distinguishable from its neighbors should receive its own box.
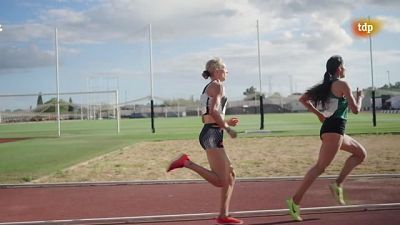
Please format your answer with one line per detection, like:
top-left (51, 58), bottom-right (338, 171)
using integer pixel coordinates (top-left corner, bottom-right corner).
top-left (305, 55), bottom-right (343, 109)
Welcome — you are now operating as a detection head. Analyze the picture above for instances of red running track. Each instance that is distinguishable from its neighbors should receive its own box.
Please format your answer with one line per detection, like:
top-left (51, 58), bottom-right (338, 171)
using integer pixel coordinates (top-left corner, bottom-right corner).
top-left (0, 176), bottom-right (399, 224)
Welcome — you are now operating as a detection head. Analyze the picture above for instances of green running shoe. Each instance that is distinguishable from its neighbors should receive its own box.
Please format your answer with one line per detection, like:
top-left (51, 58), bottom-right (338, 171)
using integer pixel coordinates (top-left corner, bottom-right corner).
top-left (330, 183), bottom-right (346, 205)
top-left (286, 198), bottom-right (302, 221)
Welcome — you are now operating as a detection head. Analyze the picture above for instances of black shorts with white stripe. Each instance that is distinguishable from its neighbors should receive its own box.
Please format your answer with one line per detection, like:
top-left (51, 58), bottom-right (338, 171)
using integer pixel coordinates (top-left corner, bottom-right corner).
top-left (199, 123), bottom-right (224, 150)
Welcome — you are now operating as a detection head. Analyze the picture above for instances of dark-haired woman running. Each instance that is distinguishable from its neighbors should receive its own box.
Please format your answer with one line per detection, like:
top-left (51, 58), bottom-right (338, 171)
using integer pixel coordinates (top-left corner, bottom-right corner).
top-left (287, 55), bottom-right (367, 221)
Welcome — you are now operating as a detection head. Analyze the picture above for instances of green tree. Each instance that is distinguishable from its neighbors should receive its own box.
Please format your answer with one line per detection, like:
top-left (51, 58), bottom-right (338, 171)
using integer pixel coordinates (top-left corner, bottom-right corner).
top-left (43, 98), bottom-right (68, 113)
top-left (68, 97), bottom-right (74, 112)
top-left (37, 93), bottom-right (43, 106)
top-left (380, 81), bottom-right (400, 90)
top-left (243, 86), bottom-right (263, 100)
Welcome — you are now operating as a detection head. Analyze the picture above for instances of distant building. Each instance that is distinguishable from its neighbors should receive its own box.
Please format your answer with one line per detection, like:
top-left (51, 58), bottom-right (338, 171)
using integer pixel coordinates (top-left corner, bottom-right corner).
top-left (387, 96), bottom-right (400, 109)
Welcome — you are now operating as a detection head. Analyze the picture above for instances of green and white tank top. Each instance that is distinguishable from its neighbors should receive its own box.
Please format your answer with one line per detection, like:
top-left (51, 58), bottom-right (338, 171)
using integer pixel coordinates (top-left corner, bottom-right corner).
top-left (323, 93), bottom-right (348, 120)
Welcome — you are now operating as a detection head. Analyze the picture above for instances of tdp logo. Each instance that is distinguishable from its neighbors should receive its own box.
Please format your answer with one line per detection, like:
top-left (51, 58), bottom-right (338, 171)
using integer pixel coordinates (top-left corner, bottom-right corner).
top-left (352, 18), bottom-right (382, 38)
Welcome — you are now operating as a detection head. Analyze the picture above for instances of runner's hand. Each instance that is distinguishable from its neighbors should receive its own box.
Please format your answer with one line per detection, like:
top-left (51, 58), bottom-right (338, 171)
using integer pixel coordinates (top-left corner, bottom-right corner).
top-left (227, 117), bottom-right (239, 127)
top-left (318, 114), bottom-right (326, 123)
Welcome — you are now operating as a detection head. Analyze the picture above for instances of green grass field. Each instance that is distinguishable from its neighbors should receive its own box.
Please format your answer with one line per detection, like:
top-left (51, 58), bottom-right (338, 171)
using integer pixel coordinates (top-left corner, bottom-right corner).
top-left (0, 112), bottom-right (399, 183)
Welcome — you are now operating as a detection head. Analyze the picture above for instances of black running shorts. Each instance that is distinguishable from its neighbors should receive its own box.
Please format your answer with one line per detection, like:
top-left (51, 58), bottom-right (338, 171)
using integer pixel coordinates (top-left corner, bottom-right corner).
top-left (199, 123), bottom-right (224, 150)
top-left (320, 117), bottom-right (347, 139)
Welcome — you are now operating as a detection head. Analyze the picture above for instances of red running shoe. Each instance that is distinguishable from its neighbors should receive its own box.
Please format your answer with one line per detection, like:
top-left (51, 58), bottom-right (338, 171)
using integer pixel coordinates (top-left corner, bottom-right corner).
top-left (215, 216), bottom-right (244, 224)
top-left (166, 154), bottom-right (189, 172)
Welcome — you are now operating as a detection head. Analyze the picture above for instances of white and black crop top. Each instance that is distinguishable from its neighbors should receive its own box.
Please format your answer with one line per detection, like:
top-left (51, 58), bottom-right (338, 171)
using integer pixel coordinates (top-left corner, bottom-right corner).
top-left (199, 82), bottom-right (228, 116)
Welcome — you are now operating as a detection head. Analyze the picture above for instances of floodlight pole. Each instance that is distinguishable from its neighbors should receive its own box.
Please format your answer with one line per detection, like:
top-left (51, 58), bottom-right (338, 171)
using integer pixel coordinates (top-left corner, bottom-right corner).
top-left (55, 28), bottom-right (61, 136)
top-left (257, 20), bottom-right (264, 130)
top-left (368, 16), bottom-right (376, 127)
top-left (115, 90), bottom-right (120, 133)
top-left (149, 24), bottom-right (155, 133)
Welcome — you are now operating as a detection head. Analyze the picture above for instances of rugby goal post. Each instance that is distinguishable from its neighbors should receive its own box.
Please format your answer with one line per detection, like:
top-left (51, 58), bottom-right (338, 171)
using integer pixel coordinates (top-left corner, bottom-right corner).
top-left (0, 90), bottom-right (120, 136)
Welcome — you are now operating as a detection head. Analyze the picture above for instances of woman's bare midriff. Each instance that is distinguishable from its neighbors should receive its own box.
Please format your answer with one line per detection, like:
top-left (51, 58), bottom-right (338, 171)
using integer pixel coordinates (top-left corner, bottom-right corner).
top-left (202, 114), bottom-right (218, 125)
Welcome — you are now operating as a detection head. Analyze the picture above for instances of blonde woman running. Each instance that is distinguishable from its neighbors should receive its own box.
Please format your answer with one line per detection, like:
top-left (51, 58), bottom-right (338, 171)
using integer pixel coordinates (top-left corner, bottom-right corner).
top-left (167, 57), bottom-right (242, 224)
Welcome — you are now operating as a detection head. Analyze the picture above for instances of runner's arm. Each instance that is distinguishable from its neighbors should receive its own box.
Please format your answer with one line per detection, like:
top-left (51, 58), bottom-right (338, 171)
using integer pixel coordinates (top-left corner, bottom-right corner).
top-left (299, 93), bottom-right (325, 122)
top-left (340, 81), bottom-right (363, 114)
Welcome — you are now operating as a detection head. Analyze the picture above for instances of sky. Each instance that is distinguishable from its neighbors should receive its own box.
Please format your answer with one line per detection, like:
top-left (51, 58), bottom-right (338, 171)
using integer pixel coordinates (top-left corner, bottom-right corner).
top-left (0, 0), bottom-right (399, 109)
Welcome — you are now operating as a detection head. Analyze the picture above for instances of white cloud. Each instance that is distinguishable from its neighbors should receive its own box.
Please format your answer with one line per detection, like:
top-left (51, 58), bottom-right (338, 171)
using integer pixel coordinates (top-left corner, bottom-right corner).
top-left (0, 44), bottom-right (53, 70)
top-left (1, 0), bottom-right (399, 98)
top-left (300, 15), bottom-right (353, 52)
top-left (0, 0), bottom-right (359, 44)
top-left (378, 16), bottom-right (400, 33)
top-left (0, 24), bottom-right (52, 42)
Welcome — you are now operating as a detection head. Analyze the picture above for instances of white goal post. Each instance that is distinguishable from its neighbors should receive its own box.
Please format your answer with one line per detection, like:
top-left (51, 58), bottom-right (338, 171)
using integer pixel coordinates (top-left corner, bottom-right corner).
top-left (0, 90), bottom-right (120, 135)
